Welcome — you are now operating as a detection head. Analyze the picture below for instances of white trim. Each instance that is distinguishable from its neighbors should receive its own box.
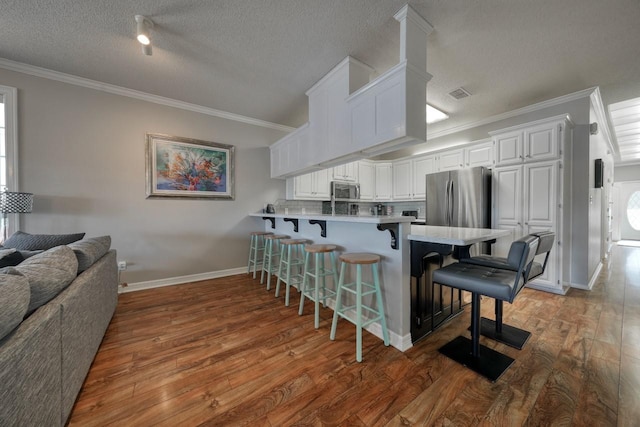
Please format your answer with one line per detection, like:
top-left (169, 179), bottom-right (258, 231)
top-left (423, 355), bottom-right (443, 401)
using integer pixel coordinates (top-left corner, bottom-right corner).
top-left (589, 88), bottom-right (617, 158)
top-left (488, 113), bottom-right (574, 136)
top-left (427, 87), bottom-right (597, 141)
top-left (0, 84), bottom-right (21, 234)
top-left (569, 262), bottom-right (603, 291)
top-left (0, 57), bottom-right (295, 133)
top-left (119, 266), bottom-right (247, 293)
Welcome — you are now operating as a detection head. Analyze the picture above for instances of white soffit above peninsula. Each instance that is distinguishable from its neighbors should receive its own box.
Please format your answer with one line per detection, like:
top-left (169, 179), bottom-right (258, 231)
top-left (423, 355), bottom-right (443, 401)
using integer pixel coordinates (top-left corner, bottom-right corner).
top-left (610, 98), bottom-right (640, 162)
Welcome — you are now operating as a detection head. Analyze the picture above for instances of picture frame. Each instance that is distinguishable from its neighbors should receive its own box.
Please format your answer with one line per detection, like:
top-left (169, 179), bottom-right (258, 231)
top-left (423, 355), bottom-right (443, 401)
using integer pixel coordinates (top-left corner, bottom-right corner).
top-left (145, 133), bottom-right (235, 199)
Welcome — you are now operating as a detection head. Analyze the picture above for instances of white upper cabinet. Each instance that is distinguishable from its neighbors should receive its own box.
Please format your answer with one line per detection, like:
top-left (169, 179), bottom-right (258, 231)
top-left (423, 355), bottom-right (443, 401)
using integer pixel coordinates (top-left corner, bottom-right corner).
top-left (374, 163), bottom-right (393, 201)
top-left (358, 161), bottom-right (375, 200)
top-left (491, 115), bottom-right (568, 167)
top-left (465, 140), bottom-right (495, 168)
top-left (333, 161), bottom-right (358, 182)
top-left (288, 169), bottom-right (331, 200)
top-left (437, 149), bottom-right (464, 171)
top-left (392, 159), bottom-right (412, 199)
top-left (412, 155), bottom-right (436, 199)
top-left (270, 123), bottom-right (310, 179)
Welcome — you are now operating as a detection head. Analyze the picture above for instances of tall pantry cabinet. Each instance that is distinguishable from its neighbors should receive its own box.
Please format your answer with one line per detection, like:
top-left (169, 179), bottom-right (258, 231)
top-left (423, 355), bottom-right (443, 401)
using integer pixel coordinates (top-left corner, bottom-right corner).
top-left (490, 115), bottom-right (573, 294)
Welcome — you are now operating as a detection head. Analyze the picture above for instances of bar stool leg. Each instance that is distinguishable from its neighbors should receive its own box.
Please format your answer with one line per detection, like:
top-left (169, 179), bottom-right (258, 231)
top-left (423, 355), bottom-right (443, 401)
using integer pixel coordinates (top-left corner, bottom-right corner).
top-left (260, 238), bottom-right (270, 285)
top-left (275, 244), bottom-right (285, 298)
top-left (330, 261), bottom-right (346, 340)
top-left (314, 253), bottom-right (322, 328)
top-left (298, 251), bottom-right (311, 314)
top-left (356, 264), bottom-right (363, 362)
top-left (247, 235), bottom-right (254, 274)
top-left (372, 263), bottom-right (389, 346)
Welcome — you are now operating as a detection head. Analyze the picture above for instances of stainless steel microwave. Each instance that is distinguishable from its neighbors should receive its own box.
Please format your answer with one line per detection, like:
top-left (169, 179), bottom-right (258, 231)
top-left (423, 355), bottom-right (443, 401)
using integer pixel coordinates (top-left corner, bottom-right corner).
top-left (331, 181), bottom-right (360, 200)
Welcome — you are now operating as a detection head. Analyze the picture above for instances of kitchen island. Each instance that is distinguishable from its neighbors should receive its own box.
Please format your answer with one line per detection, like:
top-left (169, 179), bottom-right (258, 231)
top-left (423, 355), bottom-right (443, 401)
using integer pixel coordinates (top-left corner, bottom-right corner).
top-left (250, 213), bottom-right (509, 351)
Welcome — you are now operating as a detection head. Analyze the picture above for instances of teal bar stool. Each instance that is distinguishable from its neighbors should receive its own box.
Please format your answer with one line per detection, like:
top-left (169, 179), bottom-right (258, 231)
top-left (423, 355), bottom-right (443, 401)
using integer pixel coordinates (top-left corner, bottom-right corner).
top-left (298, 244), bottom-right (339, 329)
top-left (275, 238), bottom-right (307, 306)
top-left (247, 231), bottom-right (273, 279)
top-left (330, 253), bottom-right (390, 362)
top-left (260, 234), bottom-right (289, 290)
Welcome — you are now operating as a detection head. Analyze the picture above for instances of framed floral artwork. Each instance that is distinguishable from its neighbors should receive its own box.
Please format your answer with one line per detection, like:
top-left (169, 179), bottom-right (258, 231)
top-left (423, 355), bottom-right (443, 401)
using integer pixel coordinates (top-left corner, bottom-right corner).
top-left (145, 133), bottom-right (235, 199)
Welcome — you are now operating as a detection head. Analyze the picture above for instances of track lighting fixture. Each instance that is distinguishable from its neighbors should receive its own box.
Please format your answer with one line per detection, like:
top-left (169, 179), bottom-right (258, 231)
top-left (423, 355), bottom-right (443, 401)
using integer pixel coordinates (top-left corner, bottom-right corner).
top-left (135, 15), bottom-right (154, 56)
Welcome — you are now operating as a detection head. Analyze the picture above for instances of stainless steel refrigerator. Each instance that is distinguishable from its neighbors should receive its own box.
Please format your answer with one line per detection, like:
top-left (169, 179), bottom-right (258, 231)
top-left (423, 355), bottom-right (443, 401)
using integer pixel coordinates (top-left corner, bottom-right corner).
top-left (425, 166), bottom-right (491, 229)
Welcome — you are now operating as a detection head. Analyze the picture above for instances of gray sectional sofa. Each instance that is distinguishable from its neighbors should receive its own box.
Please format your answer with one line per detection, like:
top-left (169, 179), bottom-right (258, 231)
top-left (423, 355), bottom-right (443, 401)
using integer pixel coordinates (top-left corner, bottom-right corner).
top-left (0, 234), bottom-right (118, 426)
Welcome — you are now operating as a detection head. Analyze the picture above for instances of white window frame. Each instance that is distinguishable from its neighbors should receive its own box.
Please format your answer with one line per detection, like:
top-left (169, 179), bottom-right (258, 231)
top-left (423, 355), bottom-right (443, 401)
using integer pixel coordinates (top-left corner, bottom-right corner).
top-left (1, 85), bottom-right (21, 236)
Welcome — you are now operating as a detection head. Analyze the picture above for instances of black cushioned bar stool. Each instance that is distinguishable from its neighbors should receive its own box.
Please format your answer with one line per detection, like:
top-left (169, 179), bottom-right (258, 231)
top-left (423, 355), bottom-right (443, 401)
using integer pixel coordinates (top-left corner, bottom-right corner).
top-left (433, 235), bottom-right (539, 381)
top-left (459, 231), bottom-right (555, 349)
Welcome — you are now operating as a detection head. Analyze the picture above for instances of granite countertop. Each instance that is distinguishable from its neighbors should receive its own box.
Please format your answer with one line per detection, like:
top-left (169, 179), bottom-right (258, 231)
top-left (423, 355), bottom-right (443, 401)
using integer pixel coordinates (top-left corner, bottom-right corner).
top-left (249, 212), bottom-right (415, 224)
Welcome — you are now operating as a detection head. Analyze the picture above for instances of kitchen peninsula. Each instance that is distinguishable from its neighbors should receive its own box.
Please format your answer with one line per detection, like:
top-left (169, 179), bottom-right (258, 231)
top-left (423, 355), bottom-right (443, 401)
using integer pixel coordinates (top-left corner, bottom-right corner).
top-left (250, 212), bottom-right (510, 351)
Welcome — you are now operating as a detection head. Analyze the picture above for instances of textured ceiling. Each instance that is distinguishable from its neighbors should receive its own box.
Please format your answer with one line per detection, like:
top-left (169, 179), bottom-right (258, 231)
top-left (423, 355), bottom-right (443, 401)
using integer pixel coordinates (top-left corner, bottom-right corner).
top-left (2, 0), bottom-right (640, 160)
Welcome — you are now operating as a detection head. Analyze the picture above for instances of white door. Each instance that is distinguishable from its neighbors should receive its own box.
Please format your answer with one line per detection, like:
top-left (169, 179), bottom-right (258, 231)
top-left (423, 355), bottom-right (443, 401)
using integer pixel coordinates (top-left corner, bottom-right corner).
top-left (619, 181), bottom-right (640, 240)
top-left (375, 163), bottom-right (393, 200)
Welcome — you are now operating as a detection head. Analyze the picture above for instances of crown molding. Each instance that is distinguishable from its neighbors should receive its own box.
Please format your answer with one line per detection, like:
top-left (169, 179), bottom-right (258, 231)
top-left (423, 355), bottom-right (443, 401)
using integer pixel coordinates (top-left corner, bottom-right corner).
top-left (589, 87), bottom-right (617, 160)
top-left (0, 57), bottom-right (295, 133)
top-left (427, 87), bottom-right (598, 141)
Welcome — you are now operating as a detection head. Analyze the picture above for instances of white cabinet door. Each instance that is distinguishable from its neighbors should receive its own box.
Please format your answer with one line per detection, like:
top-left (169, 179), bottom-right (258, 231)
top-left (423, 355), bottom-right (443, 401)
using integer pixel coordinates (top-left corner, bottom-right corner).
top-left (333, 162), bottom-right (358, 181)
top-left (524, 122), bottom-right (559, 162)
top-left (412, 155), bottom-right (436, 199)
top-left (392, 159), bottom-right (412, 200)
top-left (438, 149), bottom-right (464, 171)
top-left (375, 163), bottom-right (393, 200)
top-left (493, 165), bottom-right (523, 227)
top-left (293, 169), bottom-right (330, 200)
top-left (465, 141), bottom-right (494, 168)
top-left (494, 130), bottom-right (523, 166)
top-left (294, 173), bottom-right (315, 199)
top-left (314, 168), bottom-right (331, 199)
top-left (523, 161), bottom-right (559, 288)
top-left (358, 161), bottom-right (375, 200)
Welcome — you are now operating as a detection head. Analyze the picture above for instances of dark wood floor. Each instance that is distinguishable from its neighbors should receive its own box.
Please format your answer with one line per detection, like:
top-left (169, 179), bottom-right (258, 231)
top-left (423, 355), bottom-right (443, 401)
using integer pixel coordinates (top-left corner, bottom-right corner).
top-left (69, 245), bottom-right (640, 426)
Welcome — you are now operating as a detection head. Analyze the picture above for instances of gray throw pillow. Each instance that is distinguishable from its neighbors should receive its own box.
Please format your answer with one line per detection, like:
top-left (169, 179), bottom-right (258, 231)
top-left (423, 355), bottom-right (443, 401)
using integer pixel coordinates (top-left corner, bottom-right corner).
top-left (68, 236), bottom-right (111, 273)
top-left (3, 231), bottom-right (86, 251)
top-left (12, 245), bottom-right (78, 315)
top-left (0, 274), bottom-right (30, 341)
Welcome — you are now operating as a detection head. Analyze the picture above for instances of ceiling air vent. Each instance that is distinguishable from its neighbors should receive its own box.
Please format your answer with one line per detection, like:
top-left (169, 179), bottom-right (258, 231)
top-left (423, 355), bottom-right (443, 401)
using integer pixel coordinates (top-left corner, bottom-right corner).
top-left (448, 87), bottom-right (471, 100)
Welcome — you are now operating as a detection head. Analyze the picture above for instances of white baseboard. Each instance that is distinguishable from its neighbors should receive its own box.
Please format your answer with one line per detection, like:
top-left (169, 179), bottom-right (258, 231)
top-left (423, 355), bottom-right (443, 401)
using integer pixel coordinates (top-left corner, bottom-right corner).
top-left (570, 262), bottom-right (603, 291)
top-left (119, 267), bottom-right (247, 293)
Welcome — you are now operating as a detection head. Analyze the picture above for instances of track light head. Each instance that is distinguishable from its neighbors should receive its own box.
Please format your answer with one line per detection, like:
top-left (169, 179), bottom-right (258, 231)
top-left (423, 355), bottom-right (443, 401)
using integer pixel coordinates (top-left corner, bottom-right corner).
top-left (141, 44), bottom-right (152, 56)
top-left (135, 15), bottom-right (153, 46)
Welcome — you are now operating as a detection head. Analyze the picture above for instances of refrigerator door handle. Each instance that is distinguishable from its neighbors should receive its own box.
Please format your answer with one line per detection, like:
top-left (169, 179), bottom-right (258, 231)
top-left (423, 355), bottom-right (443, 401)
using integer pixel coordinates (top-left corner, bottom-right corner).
top-left (449, 180), bottom-right (455, 225)
top-left (444, 179), bottom-right (450, 226)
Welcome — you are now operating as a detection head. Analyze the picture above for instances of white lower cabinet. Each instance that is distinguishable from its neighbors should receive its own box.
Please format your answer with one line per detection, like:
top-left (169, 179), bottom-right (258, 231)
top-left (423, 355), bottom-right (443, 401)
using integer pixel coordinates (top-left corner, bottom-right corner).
top-left (493, 160), bottom-right (562, 291)
top-left (374, 163), bottom-right (392, 201)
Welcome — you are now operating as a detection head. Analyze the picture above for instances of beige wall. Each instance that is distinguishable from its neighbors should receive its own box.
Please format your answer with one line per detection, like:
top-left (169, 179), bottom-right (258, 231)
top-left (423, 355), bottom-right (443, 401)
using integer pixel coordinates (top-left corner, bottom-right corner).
top-left (0, 68), bottom-right (287, 284)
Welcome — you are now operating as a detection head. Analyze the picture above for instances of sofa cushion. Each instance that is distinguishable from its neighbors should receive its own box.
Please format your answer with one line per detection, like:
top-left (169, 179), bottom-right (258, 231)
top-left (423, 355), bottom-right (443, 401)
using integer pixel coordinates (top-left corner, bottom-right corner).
top-left (0, 248), bottom-right (25, 268)
top-left (3, 231), bottom-right (85, 251)
top-left (0, 274), bottom-right (30, 341)
top-left (68, 236), bottom-right (111, 273)
top-left (10, 246), bottom-right (79, 315)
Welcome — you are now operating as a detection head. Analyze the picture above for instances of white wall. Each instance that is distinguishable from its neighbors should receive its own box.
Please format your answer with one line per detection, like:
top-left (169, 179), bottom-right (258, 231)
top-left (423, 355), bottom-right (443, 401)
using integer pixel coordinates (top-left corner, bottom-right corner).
top-left (0, 68), bottom-right (287, 284)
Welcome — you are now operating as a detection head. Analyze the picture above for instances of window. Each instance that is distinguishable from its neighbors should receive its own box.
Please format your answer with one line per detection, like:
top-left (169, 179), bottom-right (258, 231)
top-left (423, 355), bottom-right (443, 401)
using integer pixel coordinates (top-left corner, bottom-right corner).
top-left (628, 191), bottom-right (640, 231)
top-left (0, 85), bottom-right (19, 237)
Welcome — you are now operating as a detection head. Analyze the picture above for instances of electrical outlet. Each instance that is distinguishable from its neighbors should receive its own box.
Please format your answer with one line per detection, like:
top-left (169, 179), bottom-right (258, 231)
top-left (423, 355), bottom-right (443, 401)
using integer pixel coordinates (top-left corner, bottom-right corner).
top-left (117, 261), bottom-right (127, 271)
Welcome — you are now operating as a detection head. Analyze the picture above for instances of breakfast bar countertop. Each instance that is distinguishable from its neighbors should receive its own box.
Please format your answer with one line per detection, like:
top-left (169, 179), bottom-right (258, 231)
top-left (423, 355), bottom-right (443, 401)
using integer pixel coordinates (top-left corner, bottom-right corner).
top-left (249, 212), bottom-right (415, 225)
top-left (408, 225), bottom-right (511, 246)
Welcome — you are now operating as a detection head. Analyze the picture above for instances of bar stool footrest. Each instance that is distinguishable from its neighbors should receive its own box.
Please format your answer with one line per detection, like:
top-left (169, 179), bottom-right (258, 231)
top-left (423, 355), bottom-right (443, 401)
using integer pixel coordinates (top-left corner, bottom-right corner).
top-left (476, 317), bottom-right (531, 350)
top-left (438, 336), bottom-right (514, 382)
